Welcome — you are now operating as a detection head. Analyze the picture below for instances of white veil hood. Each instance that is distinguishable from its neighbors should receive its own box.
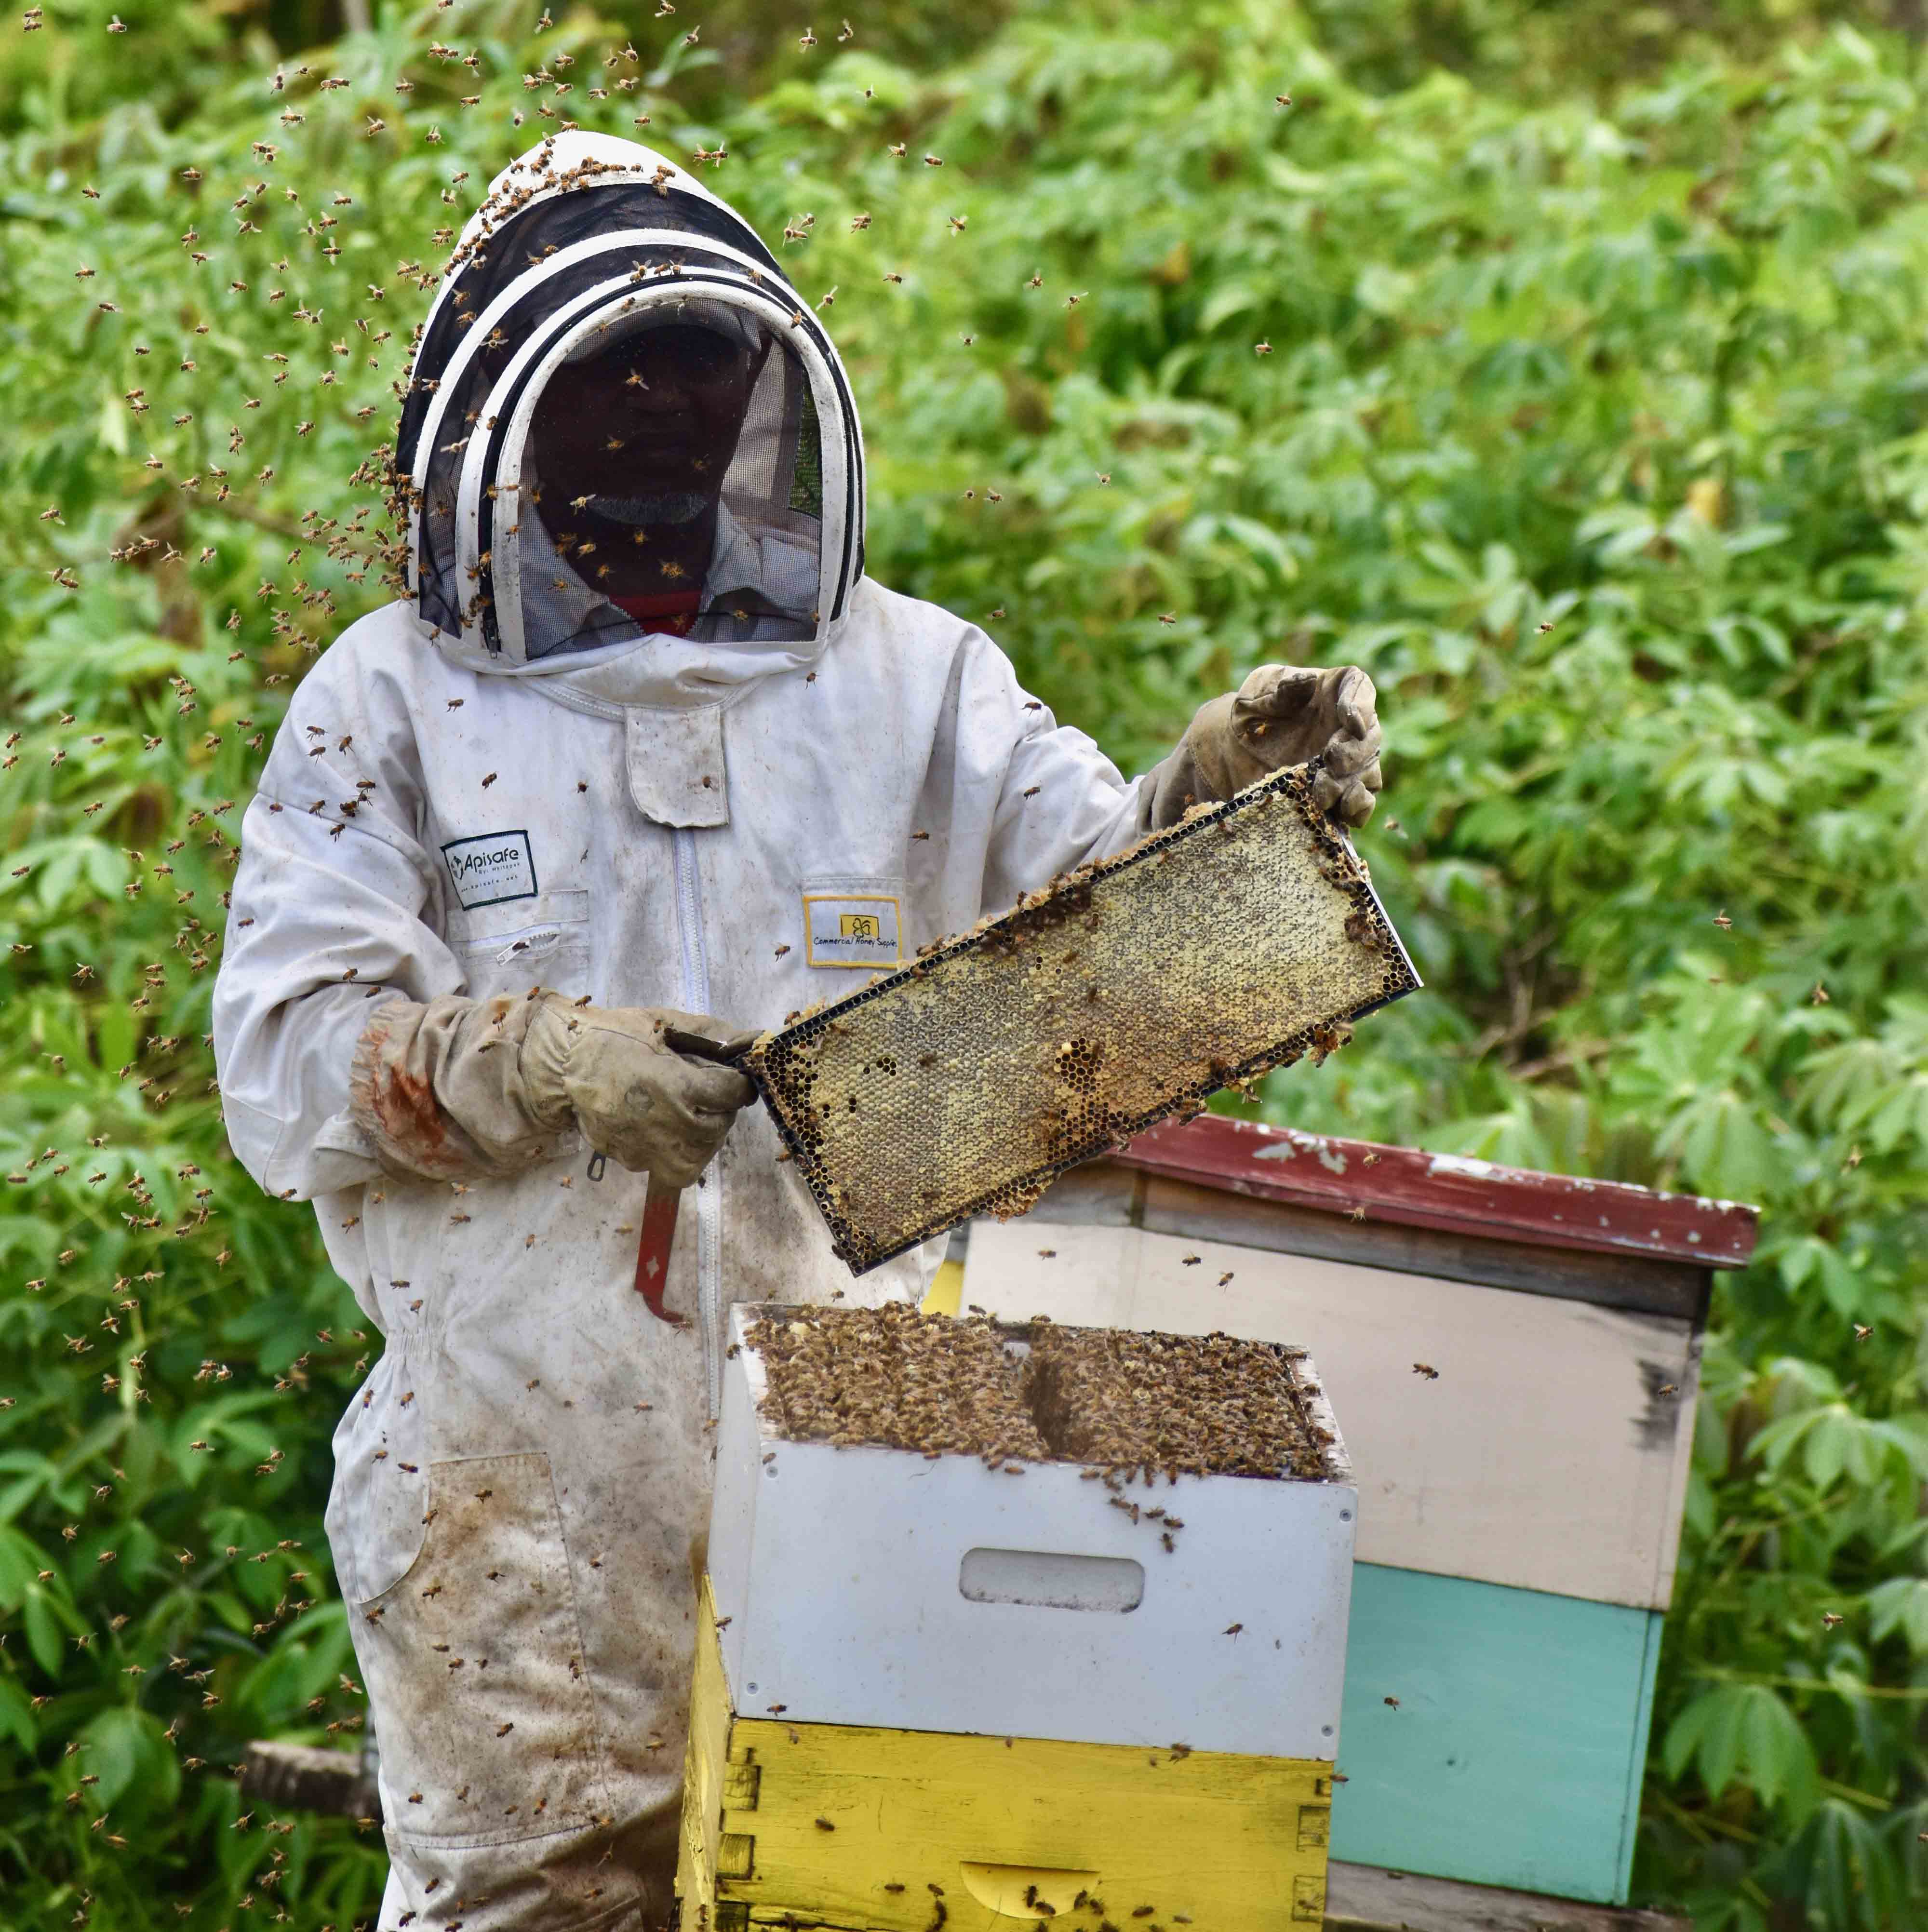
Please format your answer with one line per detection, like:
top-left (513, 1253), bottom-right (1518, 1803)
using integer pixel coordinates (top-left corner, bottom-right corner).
top-left (394, 133), bottom-right (866, 700)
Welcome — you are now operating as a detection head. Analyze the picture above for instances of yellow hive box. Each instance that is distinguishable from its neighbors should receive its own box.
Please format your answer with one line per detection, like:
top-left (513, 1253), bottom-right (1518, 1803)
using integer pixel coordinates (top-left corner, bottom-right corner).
top-left (676, 1577), bottom-right (1337, 1932)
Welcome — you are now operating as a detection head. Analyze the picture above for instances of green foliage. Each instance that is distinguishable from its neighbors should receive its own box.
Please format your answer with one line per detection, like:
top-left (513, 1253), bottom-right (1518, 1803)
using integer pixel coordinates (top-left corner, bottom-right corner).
top-left (0, 1), bottom-right (1925, 1927)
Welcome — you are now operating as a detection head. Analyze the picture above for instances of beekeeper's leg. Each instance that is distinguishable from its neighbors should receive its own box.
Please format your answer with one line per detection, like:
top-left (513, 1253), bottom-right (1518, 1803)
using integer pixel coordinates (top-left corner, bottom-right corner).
top-left (373, 1809), bottom-right (682, 1932)
top-left (342, 1429), bottom-right (704, 1932)
top-left (338, 993), bottom-right (752, 1932)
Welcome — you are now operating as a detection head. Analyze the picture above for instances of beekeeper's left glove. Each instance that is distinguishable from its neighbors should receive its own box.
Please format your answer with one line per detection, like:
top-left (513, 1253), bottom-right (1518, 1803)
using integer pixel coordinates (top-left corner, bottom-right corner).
top-left (1140, 664), bottom-right (1382, 833)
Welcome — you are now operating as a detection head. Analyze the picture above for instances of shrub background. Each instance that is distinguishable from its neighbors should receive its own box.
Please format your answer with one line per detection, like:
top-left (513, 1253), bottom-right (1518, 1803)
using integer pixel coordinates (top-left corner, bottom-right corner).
top-left (1, 2), bottom-right (1925, 1926)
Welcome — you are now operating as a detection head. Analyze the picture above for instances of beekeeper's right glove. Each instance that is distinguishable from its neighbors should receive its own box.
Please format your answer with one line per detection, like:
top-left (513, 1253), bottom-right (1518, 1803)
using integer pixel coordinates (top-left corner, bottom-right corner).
top-left (350, 991), bottom-right (756, 1184)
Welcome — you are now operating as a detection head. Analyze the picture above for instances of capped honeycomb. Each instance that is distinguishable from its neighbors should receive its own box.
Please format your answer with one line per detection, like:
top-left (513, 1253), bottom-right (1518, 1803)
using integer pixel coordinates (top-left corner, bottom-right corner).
top-left (745, 759), bottom-right (1419, 1275)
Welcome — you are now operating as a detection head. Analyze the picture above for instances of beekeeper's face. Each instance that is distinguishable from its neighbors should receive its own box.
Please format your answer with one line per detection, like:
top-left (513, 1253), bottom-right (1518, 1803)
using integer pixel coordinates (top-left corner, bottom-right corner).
top-left (532, 323), bottom-right (766, 501)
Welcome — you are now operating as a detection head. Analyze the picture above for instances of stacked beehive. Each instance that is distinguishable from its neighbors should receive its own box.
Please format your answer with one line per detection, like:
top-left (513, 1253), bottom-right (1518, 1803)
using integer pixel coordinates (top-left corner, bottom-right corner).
top-left (677, 1303), bottom-right (1357, 1930)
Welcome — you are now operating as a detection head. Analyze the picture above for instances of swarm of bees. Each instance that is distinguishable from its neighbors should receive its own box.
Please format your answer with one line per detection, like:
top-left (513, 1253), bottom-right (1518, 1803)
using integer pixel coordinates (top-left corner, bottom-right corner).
top-left (1, 0), bottom-right (1003, 1864)
top-left (746, 1303), bottom-right (1336, 1483)
top-left (750, 1301), bottom-right (1054, 1463)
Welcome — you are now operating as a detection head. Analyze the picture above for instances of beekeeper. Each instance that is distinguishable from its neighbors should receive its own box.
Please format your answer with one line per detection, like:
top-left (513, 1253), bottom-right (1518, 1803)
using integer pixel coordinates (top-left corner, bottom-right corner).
top-left (212, 133), bottom-right (1383, 1932)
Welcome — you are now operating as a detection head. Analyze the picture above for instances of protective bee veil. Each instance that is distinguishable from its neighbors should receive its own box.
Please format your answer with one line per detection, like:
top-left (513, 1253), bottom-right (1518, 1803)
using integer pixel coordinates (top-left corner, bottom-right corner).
top-left (395, 133), bottom-right (863, 671)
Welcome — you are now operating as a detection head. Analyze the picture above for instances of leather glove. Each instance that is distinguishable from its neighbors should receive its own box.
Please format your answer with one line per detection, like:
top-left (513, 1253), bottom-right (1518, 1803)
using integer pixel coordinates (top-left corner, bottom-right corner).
top-left (350, 991), bottom-right (754, 1185)
top-left (1142, 664), bottom-right (1383, 832)
top-left (522, 998), bottom-right (755, 1186)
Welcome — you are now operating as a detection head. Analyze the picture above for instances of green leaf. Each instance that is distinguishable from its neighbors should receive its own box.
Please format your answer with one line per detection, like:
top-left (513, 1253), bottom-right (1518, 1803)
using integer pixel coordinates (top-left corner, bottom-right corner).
top-left (76, 1704), bottom-right (178, 1817)
top-left (0, 1675), bottom-right (36, 1753)
top-left (1864, 1577), bottom-right (1928, 1652)
top-left (1663, 1683), bottom-right (1820, 1819)
top-left (22, 1587), bottom-right (78, 1677)
top-left (0, 1524), bottom-right (52, 1610)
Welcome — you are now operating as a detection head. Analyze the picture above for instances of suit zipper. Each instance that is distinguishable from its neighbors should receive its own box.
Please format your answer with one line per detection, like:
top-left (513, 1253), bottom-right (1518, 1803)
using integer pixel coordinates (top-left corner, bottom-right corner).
top-left (672, 825), bottom-right (724, 1419)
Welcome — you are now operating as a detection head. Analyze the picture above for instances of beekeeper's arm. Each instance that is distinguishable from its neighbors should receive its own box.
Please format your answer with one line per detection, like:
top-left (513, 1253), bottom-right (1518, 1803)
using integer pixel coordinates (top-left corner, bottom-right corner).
top-left (950, 631), bottom-right (1383, 915)
top-left (213, 696), bottom-right (747, 1203)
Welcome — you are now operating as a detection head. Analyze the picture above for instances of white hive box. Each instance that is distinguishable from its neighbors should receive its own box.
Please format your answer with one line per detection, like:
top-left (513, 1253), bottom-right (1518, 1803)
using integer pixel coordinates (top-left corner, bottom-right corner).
top-left (706, 1302), bottom-right (1358, 1761)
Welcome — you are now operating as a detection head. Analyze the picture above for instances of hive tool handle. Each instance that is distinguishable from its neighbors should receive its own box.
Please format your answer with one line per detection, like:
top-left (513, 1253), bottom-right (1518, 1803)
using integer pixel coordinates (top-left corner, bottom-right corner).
top-left (633, 1027), bottom-right (762, 1327)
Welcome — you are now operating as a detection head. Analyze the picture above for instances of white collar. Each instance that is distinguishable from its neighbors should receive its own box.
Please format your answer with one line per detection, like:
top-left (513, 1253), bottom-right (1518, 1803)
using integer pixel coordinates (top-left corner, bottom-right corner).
top-left (499, 484), bottom-right (827, 711)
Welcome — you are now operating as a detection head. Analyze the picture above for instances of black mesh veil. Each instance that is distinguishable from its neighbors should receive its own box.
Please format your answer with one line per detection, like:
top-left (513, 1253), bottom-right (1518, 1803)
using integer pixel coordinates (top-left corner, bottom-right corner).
top-left (397, 137), bottom-right (865, 666)
top-left (480, 290), bottom-right (833, 658)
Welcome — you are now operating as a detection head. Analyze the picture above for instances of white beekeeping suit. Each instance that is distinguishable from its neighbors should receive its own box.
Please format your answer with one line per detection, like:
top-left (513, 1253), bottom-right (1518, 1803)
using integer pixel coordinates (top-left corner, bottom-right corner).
top-left (213, 132), bottom-right (1383, 1932)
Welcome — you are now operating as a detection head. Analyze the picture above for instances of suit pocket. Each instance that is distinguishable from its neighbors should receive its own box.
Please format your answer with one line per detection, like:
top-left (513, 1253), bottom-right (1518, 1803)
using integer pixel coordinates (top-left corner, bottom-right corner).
top-left (448, 890), bottom-right (592, 1000)
top-left (325, 1348), bottom-right (430, 1607)
top-left (353, 1453), bottom-right (609, 1847)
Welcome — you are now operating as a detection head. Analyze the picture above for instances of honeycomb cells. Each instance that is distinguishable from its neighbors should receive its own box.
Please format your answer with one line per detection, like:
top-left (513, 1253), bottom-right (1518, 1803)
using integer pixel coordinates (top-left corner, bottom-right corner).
top-left (747, 761), bottom-right (1420, 1274)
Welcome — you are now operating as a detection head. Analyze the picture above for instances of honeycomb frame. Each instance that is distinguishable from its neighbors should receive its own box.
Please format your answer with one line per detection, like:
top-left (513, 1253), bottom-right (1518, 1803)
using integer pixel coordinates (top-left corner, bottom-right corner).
top-left (745, 758), bottom-right (1421, 1275)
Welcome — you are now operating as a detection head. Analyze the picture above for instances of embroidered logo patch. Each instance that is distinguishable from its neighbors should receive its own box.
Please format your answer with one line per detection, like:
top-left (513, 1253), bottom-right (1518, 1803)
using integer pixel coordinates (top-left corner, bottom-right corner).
top-left (803, 891), bottom-right (903, 968)
top-left (441, 830), bottom-right (538, 910)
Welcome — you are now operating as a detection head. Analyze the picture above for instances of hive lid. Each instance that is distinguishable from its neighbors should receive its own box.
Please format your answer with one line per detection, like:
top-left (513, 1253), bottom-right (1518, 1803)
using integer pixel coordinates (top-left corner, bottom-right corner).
top-left (1113, 1115), bottom-right (1762, 1269)
top-left (744, 760), bottom-right (1420, 1274)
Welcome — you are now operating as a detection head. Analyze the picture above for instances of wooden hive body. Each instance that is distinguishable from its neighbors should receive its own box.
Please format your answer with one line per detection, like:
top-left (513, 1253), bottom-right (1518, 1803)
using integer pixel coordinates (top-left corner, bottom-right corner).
top-left (678, 1577), bottom-right (1341, 1932)
top-left (934, 1118), bottom-right (1759, 1922)
top-left (678, 1303), bottom-right (1358, 1927)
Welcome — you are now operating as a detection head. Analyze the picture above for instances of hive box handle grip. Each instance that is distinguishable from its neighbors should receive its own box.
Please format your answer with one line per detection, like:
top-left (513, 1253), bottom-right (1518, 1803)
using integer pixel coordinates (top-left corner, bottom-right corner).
top-left (960, 1862), bottom-right (1103, 1917)
top-left (958, 1546), bottom-right (1144, 1613)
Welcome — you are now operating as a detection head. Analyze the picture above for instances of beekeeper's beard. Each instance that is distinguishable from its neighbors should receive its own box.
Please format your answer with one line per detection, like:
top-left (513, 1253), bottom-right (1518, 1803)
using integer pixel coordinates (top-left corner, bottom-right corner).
top-left (584, 490), bottom-right (711, 527)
